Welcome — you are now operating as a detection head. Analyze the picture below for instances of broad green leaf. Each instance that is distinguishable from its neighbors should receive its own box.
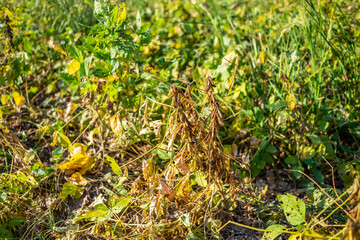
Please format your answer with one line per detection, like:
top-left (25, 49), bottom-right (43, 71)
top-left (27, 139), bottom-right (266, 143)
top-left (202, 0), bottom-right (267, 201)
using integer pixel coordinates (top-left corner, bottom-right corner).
top-left (265, 144), bottom-right (277, 153)
top-left (52, 146), bottom-right (64, 158)
top-left (140, 23), bottom-right (151, 34)
top-left (106, 154), bottom-right (122, 175)
top-left (285, 156), bottom-right (298, 165)
top-left (291, 165), bottom-right (304, 179)
top-left (60, 182), bottom-right (83, 200)
top-left (309, 134), bottom-right (321, 146)
top-left (108, 196), bottom-right (130, 213)
top-left (301, 146), bottom-right (316, 159)
top-left (185, 228), bottom-right (204, 240)
top-left (66, 45), bottom-right (81, 61)
top-left (74, 208), bottom-right (110, 223)
top-left (262, 225), bottom-right (286, 240)
top-left (277, 194), bottom-right (306, 226)
top-left (194, 172), bottom-right (207, 187)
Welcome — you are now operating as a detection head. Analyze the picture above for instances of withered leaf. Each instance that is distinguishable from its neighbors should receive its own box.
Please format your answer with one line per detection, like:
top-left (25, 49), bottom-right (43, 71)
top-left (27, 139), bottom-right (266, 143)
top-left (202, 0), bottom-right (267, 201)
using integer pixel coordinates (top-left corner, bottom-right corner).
top-left (174, 155), bottom-right (189, 175)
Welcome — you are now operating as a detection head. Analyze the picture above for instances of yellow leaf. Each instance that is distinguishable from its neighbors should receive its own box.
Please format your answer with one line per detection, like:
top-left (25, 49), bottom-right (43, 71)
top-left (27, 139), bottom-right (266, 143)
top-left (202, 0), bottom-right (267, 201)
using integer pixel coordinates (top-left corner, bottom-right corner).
top-left (65, 172), bottom-right (88, 186)
top-left (222, 51), bottom-right (237, 65)
top-left (2, 7), bottom-right (13, 18)
top-left (303, 229), bottom-right (324, 239)
top-left (1, 94), bottom-right (10, 105)
top-left (109, 113), bottom-right (122, 135)
top-left (0, 109), bottom-right (2, 120)
top-left (72, 143), bottom-right (87, 155)
top-left (142, 159), bottom-right (153, 180)
top-left (258, 52), bottom-right (266, 64)
top-left (67, 59), bottom-right (80, 75)
top-left (288, 233), bottom-right (301, 240)
top-left (58, 151), bottom-right (94, 175)
top-left (48, 40), bottom-right (67, 56)
top-left (51, 131), bottom-right (58, 146)
top-left (58, 143), bottom-right (94, 174)
top-left (11, 91), bottom-right (25, 106)
top-left (116, 3), bottom-right (126, 25)
top-left (176, 173), bottom-right (191, 198)
top-left (286, 93), bottom-right (296, 111)
top-left (0, 123), bottom-right (9, 134)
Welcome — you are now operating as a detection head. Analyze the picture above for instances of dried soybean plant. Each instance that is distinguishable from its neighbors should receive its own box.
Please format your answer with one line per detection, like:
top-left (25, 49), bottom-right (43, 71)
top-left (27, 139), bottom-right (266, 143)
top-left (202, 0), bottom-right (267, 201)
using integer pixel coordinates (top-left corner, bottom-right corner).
top-left (130, 74), bottom-right (240, 238)
top-left (166, 74), bottom-right (234, 184)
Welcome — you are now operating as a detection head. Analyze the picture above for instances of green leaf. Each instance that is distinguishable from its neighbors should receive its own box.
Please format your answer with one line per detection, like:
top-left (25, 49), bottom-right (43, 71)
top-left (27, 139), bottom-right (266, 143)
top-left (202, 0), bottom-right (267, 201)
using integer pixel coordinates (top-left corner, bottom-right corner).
top-left (185, 228), bottom-right (204, 240)
top-left (251, 152), bottom-right (266, 177)
top-left (285, 156), bottom-right (298, 165)
top-left (179, 213), bottom-right (191, 228)
top-left (140, 23), bottom-right (151, 34)
top-left (277, 194), bottom-right (306, 226)
top-left (31, 167), bottom-right (47, 179)
top-left (66, 45), bottom-right (81, 61)
top-left (136, 10), bottom-right (141, 31)
top-left (262, 225), bottom-right (286, 240)
top-left (265, 144), bottom-right (277, 153)
top-left (74, 208), bottom-right (110, 223)
top-left (7, 218), bottom-right (26, 227)
top-left (0, 225), bottom-right (13, 239)
top-left (312, 168), bottom-right (324, 184)
top-left (309, 134), bottom-right (321, 146)
top-left (52, 146), bottom-right (64, 158)
top-left (0, 192), bottom-right (7, 203)
top-left (194, 172), bottom-right (207, 187)
top-left (108, 196), bottom-right (130, 213)
top-left (24, 38), bottom-right (32, 53)
top-left (80, 57), bottom-right (91, 77)
top-left (156, 148), bottom-right (171, 160)
top-left (259, 139), bottom-right (269, 151)
top-left (291, 165), bottom-right (304, 179)
top-left (105, 154), bottom-right (122, 175)
top-left (60, 182), bottom-right (83, 200)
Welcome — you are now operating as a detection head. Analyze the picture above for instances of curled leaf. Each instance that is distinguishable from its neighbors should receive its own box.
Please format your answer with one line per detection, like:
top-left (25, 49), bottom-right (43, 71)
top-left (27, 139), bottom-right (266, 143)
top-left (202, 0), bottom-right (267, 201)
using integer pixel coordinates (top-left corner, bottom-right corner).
top-left (58, 143), bottom-right (94, 175)
top-left (60, 182), bottom-right (83, 200)
top-left (65, 172), bottom-right (88, 186)
top-left (109, 113), bottom-right (122, 135)
top-left (105, 154), bottom-right (122, 175)
top-left (159, 180), bottom-right (170, 195)
top-left (174, 155), bottom-right (189, 175)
